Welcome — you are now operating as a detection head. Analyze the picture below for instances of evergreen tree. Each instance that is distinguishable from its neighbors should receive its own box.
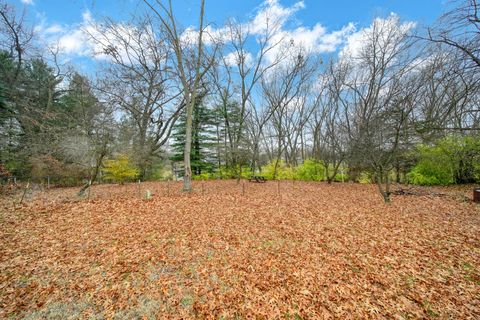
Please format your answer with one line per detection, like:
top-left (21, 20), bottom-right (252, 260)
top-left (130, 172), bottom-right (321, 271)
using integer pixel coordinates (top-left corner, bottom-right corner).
top-left (170, 94), bottom-right (219, 176)
top-left (60, 73), bottom-right (113, 191)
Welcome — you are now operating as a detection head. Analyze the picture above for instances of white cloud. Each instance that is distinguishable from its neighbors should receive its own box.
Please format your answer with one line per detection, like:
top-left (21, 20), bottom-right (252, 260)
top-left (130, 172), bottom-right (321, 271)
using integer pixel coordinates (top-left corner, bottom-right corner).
top-left (38, 0), bottom-right (357, 69)
top-left (224, 51), bottom-right (254, 67)
top-left (340, 13), bottom-right (416, 61)
top-left (57, 28), bottom-right (90, 55)
top-left (21, 0), bottom-right (34, 5)
top-left (248, 0), bottom-right (305, 34)
top-left (82, 10), bottom-right (93, 23)
top-left (38, 10), bottom-right (143, 61)
top-left (253, 1), bottom-right (355, 64)
top-left (57, 12), bottom-right (93, 56)
top-left (44, 24), bottom-right (65, 35)
top-left (184, 0), bottom-right (355, 65)
top-left (35, 10), bottom-right (94, 57)
top-left (264, 22), bottom-right (355, 63)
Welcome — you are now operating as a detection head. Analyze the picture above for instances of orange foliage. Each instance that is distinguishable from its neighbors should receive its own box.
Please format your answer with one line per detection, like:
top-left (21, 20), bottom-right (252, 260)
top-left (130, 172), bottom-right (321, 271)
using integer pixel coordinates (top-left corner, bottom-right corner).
top-left (0, 181), bottom-right (479, 319)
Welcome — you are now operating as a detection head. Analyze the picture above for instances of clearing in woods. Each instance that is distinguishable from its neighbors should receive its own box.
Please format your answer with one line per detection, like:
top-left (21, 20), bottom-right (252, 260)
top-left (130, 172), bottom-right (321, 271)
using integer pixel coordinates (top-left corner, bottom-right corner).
top-left (0, 181), bottom-right (479, 319)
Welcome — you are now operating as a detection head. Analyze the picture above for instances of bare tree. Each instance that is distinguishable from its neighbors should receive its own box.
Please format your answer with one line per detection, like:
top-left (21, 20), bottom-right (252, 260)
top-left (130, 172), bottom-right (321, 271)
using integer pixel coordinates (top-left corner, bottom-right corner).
top-left (143, 0), bottom-right (217, 191)
top-left (0, 1), bottom-right (33, 82)
top-left (342, 15), bottom-right (420, 202)
top-left (214, 17), bottom-right (286, 180)
top-left (426, 0), bottom-right (480, 68)
top-left (415, 47), bottom-right (479, 135)
top-left (310, 60), bottom-right (349, 183)
top-left (262, 51), bottom-right (317, 177)
top-left (88, 15), bottom-right (183, 179)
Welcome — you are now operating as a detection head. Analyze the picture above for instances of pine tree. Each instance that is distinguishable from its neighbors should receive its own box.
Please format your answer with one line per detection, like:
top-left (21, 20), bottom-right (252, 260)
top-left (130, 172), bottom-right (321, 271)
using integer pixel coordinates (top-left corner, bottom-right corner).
top-left (170, 95), bottom-right (219, 176)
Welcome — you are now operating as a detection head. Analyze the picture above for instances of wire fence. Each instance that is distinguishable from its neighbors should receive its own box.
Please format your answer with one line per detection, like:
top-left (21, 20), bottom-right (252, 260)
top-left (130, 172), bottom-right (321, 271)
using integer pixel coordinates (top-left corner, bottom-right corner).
top-left (1, 178), bottom-right (335, 208)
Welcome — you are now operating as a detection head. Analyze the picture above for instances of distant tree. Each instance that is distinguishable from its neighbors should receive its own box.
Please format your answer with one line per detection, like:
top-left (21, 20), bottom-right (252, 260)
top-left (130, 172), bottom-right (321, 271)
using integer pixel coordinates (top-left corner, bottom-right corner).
top-left (61, 73), bottom-right (114, 194)
top-left (426, 0), bottom-right (480, 69)
top-left (310, 60), bottom-right (349, 184)
top-left (143, 0), bottom-right (218, 191)
top-left (102, 155), bottom-right (139, 184)
top-left (170, 92), bottom-right (218, 176)
top-left (212, 15), bottom-right (287, 181)
top-left (89, 15), bottom-right (184, 180)
top-left (262, 51), bottom-right (317, 178)
top-left (342, 15), bottom-right (420, 202)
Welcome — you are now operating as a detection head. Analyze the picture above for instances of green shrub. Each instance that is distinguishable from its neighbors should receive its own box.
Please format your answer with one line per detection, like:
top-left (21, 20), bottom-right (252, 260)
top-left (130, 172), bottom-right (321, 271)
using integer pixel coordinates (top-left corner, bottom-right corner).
top-left (261, 160), bottom-right (296, 180)
top-left (192, 166), bottom-right (253, 180)
top-left (241, 166), bottom-right (254, 179)
top-left (407, 143), bottom-right (454, 186)
top-left (333, 170), bottom-right (349, 182)
top-left (102, 155), bottom-right (139, 184)
top-left (295, 158), bottom-right (325, 181)
top-left (193, 172), bottom-right (212, 180)
top-left (358, 171), bottom-right (372, 184)
top-left (150, 162), bottom-right (173, 181)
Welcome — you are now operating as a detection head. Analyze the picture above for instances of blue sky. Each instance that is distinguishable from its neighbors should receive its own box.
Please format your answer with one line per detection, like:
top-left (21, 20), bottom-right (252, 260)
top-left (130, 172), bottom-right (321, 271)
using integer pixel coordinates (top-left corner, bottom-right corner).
top-left (16, 0), bottom-right (446, 27)
top-left (12, 0), bottom-right (449, 72)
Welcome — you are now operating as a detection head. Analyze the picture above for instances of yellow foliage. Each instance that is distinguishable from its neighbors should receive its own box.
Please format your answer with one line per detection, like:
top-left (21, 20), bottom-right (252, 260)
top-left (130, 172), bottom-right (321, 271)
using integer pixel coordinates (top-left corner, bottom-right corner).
top-left (102, 155), bottom-right (139, 183)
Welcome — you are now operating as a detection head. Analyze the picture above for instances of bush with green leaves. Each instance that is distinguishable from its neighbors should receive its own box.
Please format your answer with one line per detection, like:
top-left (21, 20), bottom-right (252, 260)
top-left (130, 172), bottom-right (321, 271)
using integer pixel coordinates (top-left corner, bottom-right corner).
top-left (102, 155), bottom-right (139, 184)
top-left (191, 165), bottom-right (253, 180)
top-left (358, 171), bottom-right (373, 184)
top-left (192, 172), bottom-right (212, 181)
top-left (295, 158), bottom-right (325, 181)
top-left (332, 169), bottom-right (349, 182)
top-left (407, 135), bottom-right (480, 186)
top-left (261, 160), bottom-right (296, 180)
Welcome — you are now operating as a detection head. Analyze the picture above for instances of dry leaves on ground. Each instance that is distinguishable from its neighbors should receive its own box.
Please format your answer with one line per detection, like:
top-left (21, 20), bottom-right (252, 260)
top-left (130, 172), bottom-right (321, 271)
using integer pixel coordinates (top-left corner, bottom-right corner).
top-left (0, 181), bottom-right (479, 319)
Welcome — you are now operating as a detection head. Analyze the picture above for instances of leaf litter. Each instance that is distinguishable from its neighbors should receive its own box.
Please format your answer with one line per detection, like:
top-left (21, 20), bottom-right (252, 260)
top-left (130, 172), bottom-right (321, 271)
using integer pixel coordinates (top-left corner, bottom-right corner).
top-left (0, 181), bottom-right (479, 319)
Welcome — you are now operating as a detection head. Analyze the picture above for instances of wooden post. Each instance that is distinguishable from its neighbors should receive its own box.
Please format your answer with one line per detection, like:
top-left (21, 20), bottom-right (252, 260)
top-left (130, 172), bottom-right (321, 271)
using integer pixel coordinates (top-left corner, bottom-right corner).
top-left (137, 180), bottom-right (141, 199)
top-left (47, 176), bottom-right (50, 189)
top-left (167, 179), bottom-right (170, 196)
top-left (19, 181), bottom-right (30, 205)
top-left (242, 180), bottom-right (245, 196)
top-left (87, 180), bottom-right (92, 199)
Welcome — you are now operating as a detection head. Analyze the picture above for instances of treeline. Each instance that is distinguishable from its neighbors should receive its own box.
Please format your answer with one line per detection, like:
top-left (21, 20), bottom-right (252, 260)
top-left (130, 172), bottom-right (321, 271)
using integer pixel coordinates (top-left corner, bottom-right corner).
top-left (1, 0), bottom-right (479, 201)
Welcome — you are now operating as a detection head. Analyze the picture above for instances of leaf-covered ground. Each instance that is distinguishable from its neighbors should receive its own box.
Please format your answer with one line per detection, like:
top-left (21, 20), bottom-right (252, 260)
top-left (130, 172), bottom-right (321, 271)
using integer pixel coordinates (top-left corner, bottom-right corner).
top-left (1, 181), bottom-right (479, 319)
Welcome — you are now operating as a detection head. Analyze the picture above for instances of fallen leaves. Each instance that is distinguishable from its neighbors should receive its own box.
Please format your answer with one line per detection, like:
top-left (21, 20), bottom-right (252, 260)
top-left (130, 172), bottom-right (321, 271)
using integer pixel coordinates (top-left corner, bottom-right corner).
top-left (0, 181), bottom-right (479, 319)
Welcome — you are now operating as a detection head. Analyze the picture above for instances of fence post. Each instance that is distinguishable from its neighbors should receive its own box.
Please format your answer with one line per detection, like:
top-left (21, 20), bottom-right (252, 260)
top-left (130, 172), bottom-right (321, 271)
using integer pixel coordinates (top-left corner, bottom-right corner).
top-left (137, 180), bottom-right (141, 199)
top-left (87, 180), bottom-right (92, 199)
top-left (19, 181), bottom-right (30, 205)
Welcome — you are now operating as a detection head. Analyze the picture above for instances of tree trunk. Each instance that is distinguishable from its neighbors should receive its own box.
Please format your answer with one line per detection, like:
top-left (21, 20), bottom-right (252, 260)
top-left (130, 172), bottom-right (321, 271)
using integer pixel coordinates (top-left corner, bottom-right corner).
top-left (77, 151), bottom-right (106, 196)
top-left (327, 160), bottom-right (342, 184)
top-left (376, 170), bottom-right (391, 203)
top-left (236, 164), bottom-right (242, 184)
top-left (183, 95), bottom-right (194, 192)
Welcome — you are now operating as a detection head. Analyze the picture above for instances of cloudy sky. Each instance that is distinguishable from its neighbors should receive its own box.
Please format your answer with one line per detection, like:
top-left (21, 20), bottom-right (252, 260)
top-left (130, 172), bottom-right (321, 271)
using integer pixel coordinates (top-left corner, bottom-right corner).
top-left (12, 0), bottom-right (448, 72)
